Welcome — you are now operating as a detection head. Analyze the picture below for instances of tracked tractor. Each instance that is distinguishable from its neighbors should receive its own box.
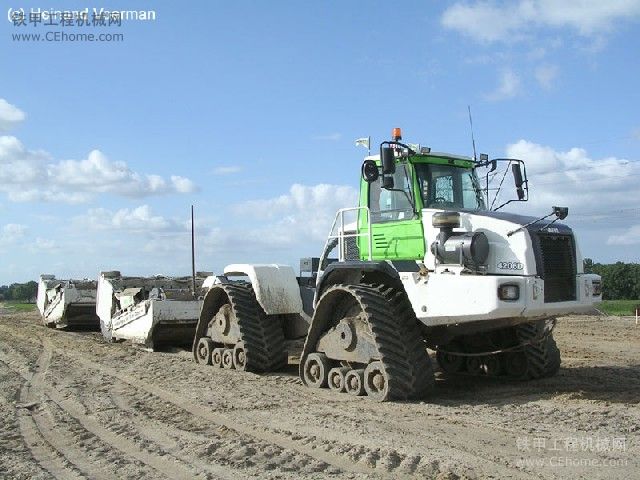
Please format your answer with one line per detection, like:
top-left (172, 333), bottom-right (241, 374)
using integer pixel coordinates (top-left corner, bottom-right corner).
top-left (193, 128), bottom-right (602, 401)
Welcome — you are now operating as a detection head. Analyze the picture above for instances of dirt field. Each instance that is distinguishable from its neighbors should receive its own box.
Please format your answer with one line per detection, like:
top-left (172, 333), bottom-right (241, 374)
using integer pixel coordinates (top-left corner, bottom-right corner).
top-left (0, 309), bottom-right (637, 480)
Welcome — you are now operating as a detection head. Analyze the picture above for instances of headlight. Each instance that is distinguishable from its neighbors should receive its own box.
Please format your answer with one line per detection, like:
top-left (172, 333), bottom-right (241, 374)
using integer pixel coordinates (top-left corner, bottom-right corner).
top-left (498, 284), bottom-right (520, 301)
top-left (592, 280), bottom-right (602, 296)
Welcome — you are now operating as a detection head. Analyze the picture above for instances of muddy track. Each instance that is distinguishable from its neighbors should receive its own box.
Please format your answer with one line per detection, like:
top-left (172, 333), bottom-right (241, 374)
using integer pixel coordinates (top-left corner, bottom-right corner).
top-left (0, 312), bottom-right (638, 479)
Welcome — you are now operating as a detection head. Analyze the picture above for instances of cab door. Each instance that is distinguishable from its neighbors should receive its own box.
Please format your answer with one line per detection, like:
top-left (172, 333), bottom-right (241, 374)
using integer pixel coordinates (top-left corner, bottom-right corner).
top-left (358, 164), bottom-right (425, 261)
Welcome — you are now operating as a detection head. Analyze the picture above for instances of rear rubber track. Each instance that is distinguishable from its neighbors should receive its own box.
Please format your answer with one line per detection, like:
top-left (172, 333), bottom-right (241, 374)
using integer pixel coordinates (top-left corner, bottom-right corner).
top-left (223, 283), bottom-right (286, 372)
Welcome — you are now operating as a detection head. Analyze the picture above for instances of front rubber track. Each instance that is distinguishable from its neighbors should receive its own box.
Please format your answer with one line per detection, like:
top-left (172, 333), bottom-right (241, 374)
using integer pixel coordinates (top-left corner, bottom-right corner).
top-left (304, 283), bottom-right (434, 401)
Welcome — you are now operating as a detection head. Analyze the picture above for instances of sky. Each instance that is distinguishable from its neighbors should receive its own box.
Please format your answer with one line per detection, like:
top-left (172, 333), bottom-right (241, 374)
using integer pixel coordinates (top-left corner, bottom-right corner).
top-left (0, 0), bottom-right (639, 284)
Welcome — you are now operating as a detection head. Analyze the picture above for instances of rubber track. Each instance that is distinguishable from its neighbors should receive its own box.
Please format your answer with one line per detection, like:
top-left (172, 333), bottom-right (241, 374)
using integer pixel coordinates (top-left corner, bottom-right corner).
top-left (376, 285), bottom-right (435, 398)
top-left (223, 283), bottom-right (286, 372)
top-left (515, 320), bottom-right (561, 379)
top-left (328, 284), bottom-right (433, 400)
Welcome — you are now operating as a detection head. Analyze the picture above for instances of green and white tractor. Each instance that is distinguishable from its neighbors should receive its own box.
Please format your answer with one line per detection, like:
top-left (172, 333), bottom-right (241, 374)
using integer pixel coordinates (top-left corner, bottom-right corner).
top-left (193, 128), bottom-right (602, 401)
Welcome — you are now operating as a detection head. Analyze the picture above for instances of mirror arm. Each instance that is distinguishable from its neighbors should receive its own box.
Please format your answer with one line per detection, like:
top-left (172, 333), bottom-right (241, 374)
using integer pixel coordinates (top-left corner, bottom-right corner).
top-left (380, 140), bottom-right (417, 155)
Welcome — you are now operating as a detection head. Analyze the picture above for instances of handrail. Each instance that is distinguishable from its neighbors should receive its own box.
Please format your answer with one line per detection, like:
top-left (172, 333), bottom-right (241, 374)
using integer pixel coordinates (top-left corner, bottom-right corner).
top-left (323, 206), bottom-right (372, 262)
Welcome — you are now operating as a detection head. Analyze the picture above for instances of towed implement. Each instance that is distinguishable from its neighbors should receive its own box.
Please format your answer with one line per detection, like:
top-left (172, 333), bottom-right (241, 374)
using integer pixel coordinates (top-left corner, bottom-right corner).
top-left (97, 271), bottom-right (210, 350)
top-left (36, 274), bottom-right (100, 329)
top-left (193, 128), bottom-right (602, 401)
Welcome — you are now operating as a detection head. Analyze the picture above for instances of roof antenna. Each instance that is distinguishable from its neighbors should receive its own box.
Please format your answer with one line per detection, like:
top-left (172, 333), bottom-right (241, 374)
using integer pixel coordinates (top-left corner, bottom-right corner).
top-left (468, 105), bottom-right (477, 162)
top-left (191, 204), bottom-right (196, 298)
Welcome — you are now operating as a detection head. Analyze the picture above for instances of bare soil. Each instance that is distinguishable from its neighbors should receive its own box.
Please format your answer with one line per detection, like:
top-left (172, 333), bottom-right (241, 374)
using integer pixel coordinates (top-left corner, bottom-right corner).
top-left (0, 310), bottom-right (637, 479)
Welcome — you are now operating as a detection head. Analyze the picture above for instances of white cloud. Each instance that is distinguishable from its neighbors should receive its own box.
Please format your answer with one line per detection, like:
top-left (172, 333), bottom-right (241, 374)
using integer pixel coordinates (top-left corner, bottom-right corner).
top-left (503, 140), bottom-right (640, 214)
top-left (216, 183), bottom-right (359, 250)
top-left (212, 165), bottom-right (243, 175)
top-left (607, 224), bottom-right (640, 245)
top-left (442, 2), bottom-right (526, 43)
top-left (442, 1), bottom-right (640, 43)
top-left (0, 223), bottom-right (27, 245)
top-left (129, 184), bottom-right (358, 264)
top-left (0, 136), bottom-right (197, 203)
top-left (484, 69), bottom-right (521, 101)
top-left (313, 133), bottom-right (342, 141)
top-left (80, 205), bottom-right (183, 234)
top-left (0, 99), bottom-right (26, 131)
top-left (534, 64), bottom-right (559, 89)
top-left (32, 237), bottom-right (57, 251)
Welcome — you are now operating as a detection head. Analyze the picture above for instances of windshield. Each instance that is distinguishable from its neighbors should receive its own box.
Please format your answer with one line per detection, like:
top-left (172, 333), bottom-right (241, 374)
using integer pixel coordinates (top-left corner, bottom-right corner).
top-left (415, 163), bottom-right (486, 210)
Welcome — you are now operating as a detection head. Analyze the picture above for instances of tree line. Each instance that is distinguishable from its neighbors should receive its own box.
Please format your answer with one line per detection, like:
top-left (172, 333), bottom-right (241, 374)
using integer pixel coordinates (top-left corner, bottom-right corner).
top-left (583, 259), bottom-right (640, 300)
top-left (0, 281), bottom-right (38, 302)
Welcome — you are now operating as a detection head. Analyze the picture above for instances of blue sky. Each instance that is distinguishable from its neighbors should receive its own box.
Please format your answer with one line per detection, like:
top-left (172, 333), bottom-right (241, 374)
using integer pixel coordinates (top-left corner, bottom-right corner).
top-left (1, 1), bottom-right (639, 284)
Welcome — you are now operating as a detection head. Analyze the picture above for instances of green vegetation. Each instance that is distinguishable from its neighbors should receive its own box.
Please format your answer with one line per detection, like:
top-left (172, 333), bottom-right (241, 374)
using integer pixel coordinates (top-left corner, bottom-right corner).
top-left (598, 300), bottom-right (639, 316)
top-left (3, 301), bottom-right (37, 312)
top-left (0, 281), bottom-right (37, 302)
top-left (584, 259), bottom-right (640, 300)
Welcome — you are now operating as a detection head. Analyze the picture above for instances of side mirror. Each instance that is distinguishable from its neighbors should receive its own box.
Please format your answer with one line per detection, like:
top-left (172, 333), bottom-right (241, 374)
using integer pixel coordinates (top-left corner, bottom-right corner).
top-left (553, 206), bottom-right (568, 220)
top-left (382, 176), bottom-right (394, 189)
top-left (512, 163), bottom-right (525, 200)
top-left (489, 160), bottom-right (497, 173)
top-left (361, 160), bottom-right (379, 183)
top-left (381, 146), bottom-right (396, 175)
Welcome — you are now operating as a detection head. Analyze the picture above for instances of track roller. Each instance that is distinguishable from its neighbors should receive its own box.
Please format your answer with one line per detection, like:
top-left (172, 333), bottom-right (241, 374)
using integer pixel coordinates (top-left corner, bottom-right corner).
top-left (328, 367), bottom-right (349, 393)
top-left (345, 369), bottom-right (365, 396)
top-left (211, 348), bottom-right (224, 368)
top-left (233, 342), bottom-right (248, 371)
top-left (195, 338), bottom-right (213, 365)
top-left (302, 353), bottom-right (330, 388)
top-left (363, 361), bottom-right (388, 400)
top-left (222, 349), bottom-right (234, 369)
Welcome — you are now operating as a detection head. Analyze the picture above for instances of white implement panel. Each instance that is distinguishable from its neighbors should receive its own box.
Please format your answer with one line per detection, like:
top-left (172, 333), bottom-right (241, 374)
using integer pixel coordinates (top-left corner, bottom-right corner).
top-left (96, 272), bottom-right (205, 350)
top-left (223, 264), bottom-right (303, 315)
top-left (37, 274), bottom-right (98, 328)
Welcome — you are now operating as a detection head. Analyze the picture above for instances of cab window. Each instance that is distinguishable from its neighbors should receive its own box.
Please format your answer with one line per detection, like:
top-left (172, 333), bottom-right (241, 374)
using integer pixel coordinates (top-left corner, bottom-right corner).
top-left (368, 165), bottom-right (415, 223)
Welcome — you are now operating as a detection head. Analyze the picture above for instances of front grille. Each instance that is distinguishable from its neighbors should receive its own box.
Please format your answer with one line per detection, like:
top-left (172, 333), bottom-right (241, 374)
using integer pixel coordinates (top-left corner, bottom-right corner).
top-left (535, 234), bottom-right (577, 302)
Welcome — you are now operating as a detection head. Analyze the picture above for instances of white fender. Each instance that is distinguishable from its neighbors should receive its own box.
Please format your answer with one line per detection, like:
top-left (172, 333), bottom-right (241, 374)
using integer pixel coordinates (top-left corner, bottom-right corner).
top-left (223, 264), bottom-right (303, 315)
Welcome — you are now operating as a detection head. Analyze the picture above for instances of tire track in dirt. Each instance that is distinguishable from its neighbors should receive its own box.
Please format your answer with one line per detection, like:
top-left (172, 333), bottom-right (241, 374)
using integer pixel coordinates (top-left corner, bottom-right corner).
top-left (0, 339), bottom-right (217, 480)
top-left (102, 386), bottom-right (334, 478)
top-left (52, 336), bottom-right (538, 479)
top-left (60, 349), bottom-right (376, 477)
top-left (3, 314), bottom-right (637, 480)
top-left (1, 332), bottom-right (341, 480)
top-left (0, 368), bottom-right (56, 480)
top-left (13, 338), bottom-right (87, 480)
top-left (1, 318), bottom-right (536, 479)
top-left (0, 321), bottom-right (382, 477)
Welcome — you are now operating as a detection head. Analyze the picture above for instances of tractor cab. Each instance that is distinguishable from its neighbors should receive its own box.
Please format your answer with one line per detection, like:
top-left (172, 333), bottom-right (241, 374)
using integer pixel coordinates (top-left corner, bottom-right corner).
top-left (358, 152), bottom-right (486, 261)
top-left (356, 128), bottom-right (526, 262)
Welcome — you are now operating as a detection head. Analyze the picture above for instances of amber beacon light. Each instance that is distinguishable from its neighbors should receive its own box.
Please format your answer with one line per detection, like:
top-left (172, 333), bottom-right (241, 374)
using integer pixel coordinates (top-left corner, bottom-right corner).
top-left (392, 127), bottom-right (402, 141)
